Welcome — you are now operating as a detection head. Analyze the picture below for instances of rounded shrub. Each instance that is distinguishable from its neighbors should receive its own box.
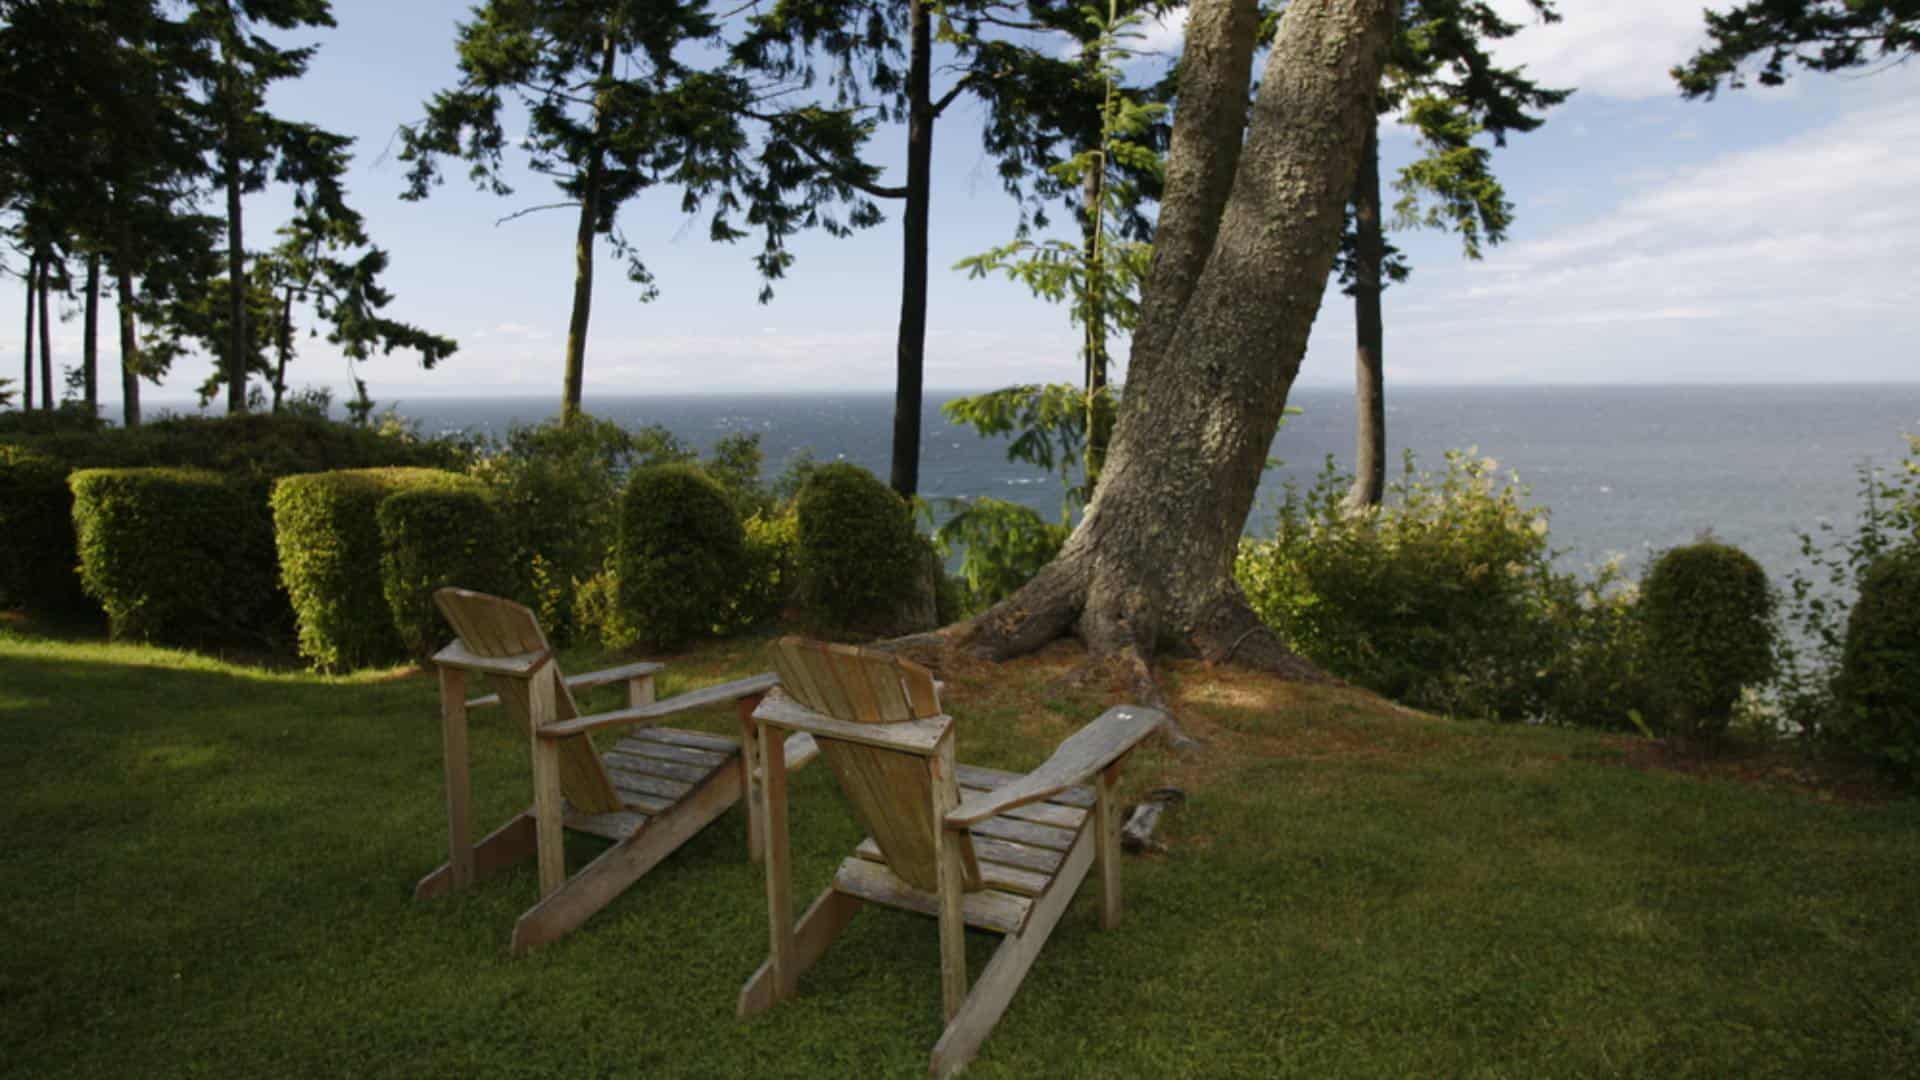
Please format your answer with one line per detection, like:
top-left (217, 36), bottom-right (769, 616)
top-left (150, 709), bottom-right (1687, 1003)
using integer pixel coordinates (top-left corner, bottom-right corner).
top-left (273, 468), bottom-right (474, 671)
top-left (1640, 540), bottom-right (1775, 740)
top-left (793, 463), bottom-right (926, 635)
top-left (1833, 543), bottom-right (1920, 779)
top-left (69, 467), bottom-right (277, 643)
top-left (0, 444), bottom-right (91, 616)
top-left (377, 484), bottom-right (509, 660)
top-left (732, 510), bottom-right (800, 632)
top-left (615, 464), bottom-right (746, 649)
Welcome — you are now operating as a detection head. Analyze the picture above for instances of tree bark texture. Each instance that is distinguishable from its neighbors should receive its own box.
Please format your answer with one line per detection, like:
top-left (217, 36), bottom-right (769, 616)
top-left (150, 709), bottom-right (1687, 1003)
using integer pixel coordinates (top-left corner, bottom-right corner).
top-left (117, 267), bottom-right (141, 427)
top-left (36, 253), bottom-right (52, 410)
top-left (272, 284), bottom-right (293, 413)
top-left (938, 0), bottom-right (1399, 722)
top-left (83, 254), bottom-right (100, 413)
top-left (1344, 120), bottom-right (1386, 510)
top-left (224, 154), bottom-right (248, 414)
top-left (21, 254), bottom-right (35, 411)
top-left (561, 33), bottom-right (617, 424)
top-left (888, 0), bottom-right (935, 498)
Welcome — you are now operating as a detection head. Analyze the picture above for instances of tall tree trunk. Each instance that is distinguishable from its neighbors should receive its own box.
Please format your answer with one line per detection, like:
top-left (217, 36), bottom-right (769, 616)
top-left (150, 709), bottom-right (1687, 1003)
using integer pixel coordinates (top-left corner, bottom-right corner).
top-left (272, 284), bottom-right (293, 413)
top-left (1344, 120), bottom-right (1386, 510)
top-left (36, 253), bottom-right (53, 410)
top-left (924, 0), bottom-right (1399, 730)
top-left (888, 0), bottom-right (934, 497)
top-left (1083, 162), bottom-right (1112, 486)
top-left (224, 153), bottom-right (248, 414)
top-left (21, 254), bottom-right (35, 411)
top-left (83, 254), bottom-right (100, 414)
top-left (116, 267), bottom-right (141, 427)
top-left (562, 33), bottom-right (617, 424)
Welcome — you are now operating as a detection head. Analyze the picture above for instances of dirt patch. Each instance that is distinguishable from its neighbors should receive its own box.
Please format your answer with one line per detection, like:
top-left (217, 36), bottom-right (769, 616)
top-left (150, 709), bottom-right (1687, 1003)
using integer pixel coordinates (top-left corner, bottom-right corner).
top-left (1610, 736), bottom-right (1903, 805)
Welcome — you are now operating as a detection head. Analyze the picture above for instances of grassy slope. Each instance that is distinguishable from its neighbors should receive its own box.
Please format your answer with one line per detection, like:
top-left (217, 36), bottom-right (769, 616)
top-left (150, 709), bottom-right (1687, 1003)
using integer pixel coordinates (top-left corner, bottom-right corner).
top-left (1, 624), bottom-right (1915, 1078)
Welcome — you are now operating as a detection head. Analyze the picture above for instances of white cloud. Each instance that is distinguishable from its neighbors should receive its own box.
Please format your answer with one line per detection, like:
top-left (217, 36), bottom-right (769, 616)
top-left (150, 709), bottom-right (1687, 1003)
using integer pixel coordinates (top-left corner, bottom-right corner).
top-left (1485, 0), bottom-right (1707, 101)
top-left (1340, 96), bottom-right (1920, 382)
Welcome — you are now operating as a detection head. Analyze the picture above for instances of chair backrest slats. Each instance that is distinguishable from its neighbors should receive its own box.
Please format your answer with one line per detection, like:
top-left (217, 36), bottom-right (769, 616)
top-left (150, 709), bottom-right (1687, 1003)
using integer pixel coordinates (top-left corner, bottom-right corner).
top-left (435, 588), bottom-right (622, 814)
top-left (769, 637), bottom-right (982, 893)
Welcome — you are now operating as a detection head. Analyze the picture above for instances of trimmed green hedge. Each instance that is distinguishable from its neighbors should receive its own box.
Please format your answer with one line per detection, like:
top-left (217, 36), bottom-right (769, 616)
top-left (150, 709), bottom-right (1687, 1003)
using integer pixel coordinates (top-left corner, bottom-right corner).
top-left (1835, 544), bottom-right (1920, 780)
top-left (0, 444), bottom-right (90, 615)
top-left (378, 485), bottom-right (509, 660)
top-left (615, 464), bottom-right (746, 649)
top-left (69, 467), bottom-right (277, 643)
top-left (1, 414), bottom-right (449, 619)
top-left (1641, 540), bottom-right (1775, 740)
top-left (793, 463), bottom-right (925, 634)
top-left (273, 468), bottom-right (481, 671)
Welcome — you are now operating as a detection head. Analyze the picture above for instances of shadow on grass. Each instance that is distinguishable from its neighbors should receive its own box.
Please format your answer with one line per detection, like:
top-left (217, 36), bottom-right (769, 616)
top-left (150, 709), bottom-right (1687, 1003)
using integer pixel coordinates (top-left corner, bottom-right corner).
top-left (2, 633), bottom-right (1917, 1077)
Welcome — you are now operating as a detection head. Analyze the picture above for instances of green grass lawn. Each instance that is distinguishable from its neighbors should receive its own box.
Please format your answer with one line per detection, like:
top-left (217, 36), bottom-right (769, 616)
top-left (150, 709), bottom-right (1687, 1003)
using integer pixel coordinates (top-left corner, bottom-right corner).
top-left (2, 622), bottom-right (1915, 1078)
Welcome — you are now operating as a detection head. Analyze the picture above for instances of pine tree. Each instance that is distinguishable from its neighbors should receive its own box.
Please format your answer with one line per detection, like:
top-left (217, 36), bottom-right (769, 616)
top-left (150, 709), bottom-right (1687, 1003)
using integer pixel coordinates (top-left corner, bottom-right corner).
top-left (1676, 0), bottom-right (1920, 97)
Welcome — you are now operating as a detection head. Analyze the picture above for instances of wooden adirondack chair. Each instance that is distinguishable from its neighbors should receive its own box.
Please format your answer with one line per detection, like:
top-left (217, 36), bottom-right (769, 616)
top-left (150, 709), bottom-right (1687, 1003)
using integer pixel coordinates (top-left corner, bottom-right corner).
top-left (417, 588), bottom-right (816, 953)
top-left (738, 636), bottom-right (1164, 1078)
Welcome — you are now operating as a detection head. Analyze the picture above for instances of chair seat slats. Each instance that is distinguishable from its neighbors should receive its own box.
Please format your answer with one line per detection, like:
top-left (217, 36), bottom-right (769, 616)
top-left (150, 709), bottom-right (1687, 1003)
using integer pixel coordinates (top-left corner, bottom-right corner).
top-left (955, 763), bottom-right (1095, 808)
top-left (834, 856), bottom-right (1032, 934)
top-left (564, 807), bottom-right (649, 841)
top-left (635, 726), bottom-right (745, 755)
top-left (608, 735), bottom-right (732, 770)
top-left (602, 749), bottom-right (712, 785)
top-left (970, 814), bottom-right (1079, 853)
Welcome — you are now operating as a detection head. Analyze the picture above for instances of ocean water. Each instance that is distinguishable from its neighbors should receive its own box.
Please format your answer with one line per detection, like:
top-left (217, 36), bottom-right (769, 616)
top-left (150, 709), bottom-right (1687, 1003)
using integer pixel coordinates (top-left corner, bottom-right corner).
top-left (385, 384), bottom-right (1920, 585)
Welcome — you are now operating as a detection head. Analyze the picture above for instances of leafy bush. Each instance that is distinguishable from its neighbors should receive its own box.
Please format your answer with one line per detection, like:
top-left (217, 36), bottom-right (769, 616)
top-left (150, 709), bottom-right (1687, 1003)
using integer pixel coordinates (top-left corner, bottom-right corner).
top-left (794, 463), bottom-right (927, 634)
top-left (377, 485), bottom-right (510, 660)
top-left (467, 415), bottom-right (694, 643)
top-left (69, 467), bottom-right (277, 643)
top-left (0, 444), bottom-right (91, 615)
top-left (733, 510), bottom-right (799, 631)
top-left (1, 413), bottom-right (446, 619)
top-left (1773, 437), bottom-right (1920, 738)
top-left (935, 497), bottom-right (1069, 616)
top-left (1640, 540), bottom-right (1775, 741)
top-left (272, 468), bottom-right (476, 671)
top-left (1237, 452), bottom-right (1643, 725)
top-left (1833, 544), bottom-right (1920, 779)
top-left (614, 464), bottom-right (746, 649)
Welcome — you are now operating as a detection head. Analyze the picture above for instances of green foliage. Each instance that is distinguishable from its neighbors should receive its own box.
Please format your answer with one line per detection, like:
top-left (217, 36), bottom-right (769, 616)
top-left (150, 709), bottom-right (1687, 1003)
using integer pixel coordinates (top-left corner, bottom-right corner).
top-left (1833, 544), bottom-right (1920, 780)
top-left (466, 415), bottom-right (691, 643)
top-left (0, 414), bottom-right (448, 622)
top-left (942, 383), bottom-right (1113, 517)
top-left (935, 497), bottom-right (1069, 616)
top-left (707, 430), bottom-right (773, 519)
top-left (1236, 451), bottom-right (1643, 725)
top-left (272, 468), bottom-right (477, 671)
top-left (794, 463), bottom-right (924, 634)
top-left (733, 510), bottom-right (800, 631)
top-left (377, 485), bottom-right (509, 660)
top-left (1675, 0), bottom-right (1920, 98)
top-left (68, 467), bottom-right (277, 643)
top-left (0, 444), bottom-right (90, 615)
top-left (1772, 438), bottom-right (1920, 738)
top-left (1641, 540), bottom-right (1776, 741)
top-left (614, 465), bottom-right (747, 650)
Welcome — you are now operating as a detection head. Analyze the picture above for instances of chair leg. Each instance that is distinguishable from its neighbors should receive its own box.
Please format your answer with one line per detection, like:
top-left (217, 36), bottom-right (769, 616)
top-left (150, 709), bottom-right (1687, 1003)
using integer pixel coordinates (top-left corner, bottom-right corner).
top-left (927, 824), bottom-right (1097, 1079)
top-left (414, 811), bottom-right (538, 902)
top-left (512, 764), bottom-right (742, 954)
top-left (737, 887), bottom-right (863, 1018)
top-left (737, 695), bottom-right (766, 865)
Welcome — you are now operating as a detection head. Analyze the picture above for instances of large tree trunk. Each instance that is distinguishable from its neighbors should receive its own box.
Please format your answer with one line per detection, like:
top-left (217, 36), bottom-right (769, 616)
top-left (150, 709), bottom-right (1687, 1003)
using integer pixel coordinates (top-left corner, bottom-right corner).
top-left (1344, 119), bottom-right (1386, 510)
top-left (21, 254), bottom-right (35, 411)
top-left (561, 32), bottom-right (617, 424)
top-left (922, 0), bottom-right (1398, 733)
top-left (224, 154), bottom-right (248, 414)
top-left (36, 253), bottom-right (53, 410)
top-left (117, 267), bottom-right (141, 427)
top-left (888, 0), bottom-right (935, 497)
top-left (82, 254), bottom-right (100, 414)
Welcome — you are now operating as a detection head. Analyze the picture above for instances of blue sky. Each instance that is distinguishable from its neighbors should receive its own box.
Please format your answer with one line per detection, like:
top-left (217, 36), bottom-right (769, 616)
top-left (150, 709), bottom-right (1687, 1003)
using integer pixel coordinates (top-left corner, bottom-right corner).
top-left (7, 0), bottom-right (1918, 410)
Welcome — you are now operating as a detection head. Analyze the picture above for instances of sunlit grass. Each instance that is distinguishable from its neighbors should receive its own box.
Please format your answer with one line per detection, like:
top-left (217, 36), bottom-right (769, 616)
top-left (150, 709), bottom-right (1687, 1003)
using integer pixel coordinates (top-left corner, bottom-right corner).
top-left (2, 623), bottom-right (1915, 1077)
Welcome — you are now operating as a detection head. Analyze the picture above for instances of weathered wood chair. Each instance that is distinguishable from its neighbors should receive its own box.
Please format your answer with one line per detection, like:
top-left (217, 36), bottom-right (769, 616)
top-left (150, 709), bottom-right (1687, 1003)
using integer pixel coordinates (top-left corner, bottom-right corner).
top-left (738, 636), bottom-right (1164, 1078)
top-left (417, 588), bottom-right (816, 953)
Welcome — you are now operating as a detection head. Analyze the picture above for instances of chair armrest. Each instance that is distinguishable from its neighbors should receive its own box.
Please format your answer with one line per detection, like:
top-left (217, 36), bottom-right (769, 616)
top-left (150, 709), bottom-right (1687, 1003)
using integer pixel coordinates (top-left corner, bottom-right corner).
top-left (536, 672), bottom-right (781, 739)
top-left (945, 705), bottom-right (1164, 827)
top-left (465, 658), bottom-right (666, 710)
